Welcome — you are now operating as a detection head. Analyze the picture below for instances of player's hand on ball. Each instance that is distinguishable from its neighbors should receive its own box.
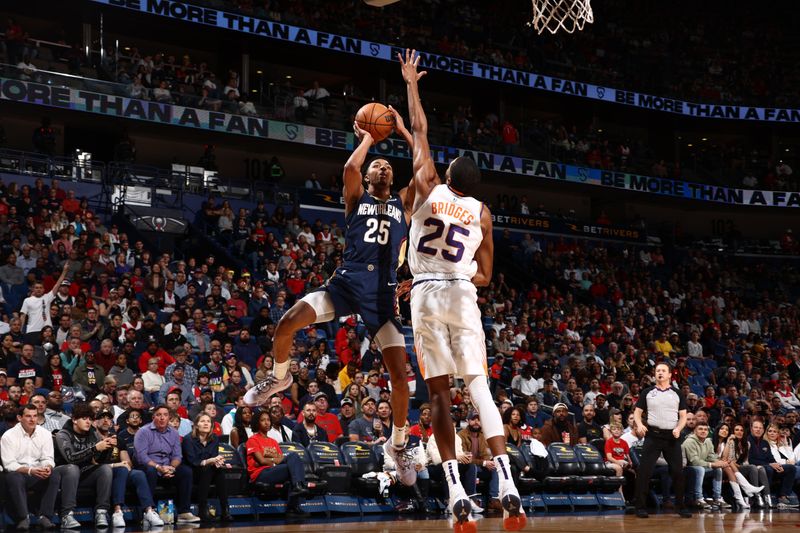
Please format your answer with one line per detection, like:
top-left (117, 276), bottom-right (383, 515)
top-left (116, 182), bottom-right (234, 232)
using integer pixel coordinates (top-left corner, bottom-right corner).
top-left (396, 279), bottom-right (412, 302)
top-left (353, 121), bottom-right (372, 143)
top-left (387, 105), bottom-right (407, 135)
top-left (397, 48), bottom-right (427, 84)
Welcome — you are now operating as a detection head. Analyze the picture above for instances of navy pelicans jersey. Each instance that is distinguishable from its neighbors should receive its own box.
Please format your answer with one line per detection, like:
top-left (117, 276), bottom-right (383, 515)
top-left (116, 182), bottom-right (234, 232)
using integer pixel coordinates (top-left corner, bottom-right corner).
top-left (322, 190), bottom-right (407, 334)
top-left (342, 191), bottom-right (408, 284)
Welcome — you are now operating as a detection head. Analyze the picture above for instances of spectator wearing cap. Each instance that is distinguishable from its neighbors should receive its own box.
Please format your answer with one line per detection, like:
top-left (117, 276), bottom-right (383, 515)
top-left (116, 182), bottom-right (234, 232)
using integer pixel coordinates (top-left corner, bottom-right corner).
top-left (93, 408), bottom-right (163, 529)
top-left (219, 305), bottom-right (243, 337)
top-left (189, 388), bottom-right (216, 420)
top-left (539, 403), bottom-right (579, 446)
top-left (134, 405), bottom-right (200, 524)
top-left (458, 411), bottom-right (502, 512)
top-left (158, 363), bottom-right (195, 406)
top-left (72, 349), bottom-right (107, 397)
top-left (136, 316), bottom-right (163, 347)
top-left (348, 396), bottom-right (385, 444)
top-left (338, 397), bottom-right (357, 435)
top-left (165, 347), bottom-right (197, 387)
top-left (54, 401), bottom-right (114, 527)
top-left (292, 401), bottom-right (329, 447)
top-left (137, 336), bottom-right (175, 375)
top-left (298, 392), bottom-right (342, 442)
top-left (200, 349), bottom-right (228, 398)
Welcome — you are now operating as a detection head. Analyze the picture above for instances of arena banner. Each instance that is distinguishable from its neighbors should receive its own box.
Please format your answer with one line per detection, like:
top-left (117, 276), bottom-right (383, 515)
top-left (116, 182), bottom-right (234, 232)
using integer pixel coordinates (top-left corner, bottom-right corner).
top-left (3, 77), bottom-right (799, 208)
top-left (91, 0), bottom-right (800, 124)
top-left (490, 213), bottom-right (646, 242)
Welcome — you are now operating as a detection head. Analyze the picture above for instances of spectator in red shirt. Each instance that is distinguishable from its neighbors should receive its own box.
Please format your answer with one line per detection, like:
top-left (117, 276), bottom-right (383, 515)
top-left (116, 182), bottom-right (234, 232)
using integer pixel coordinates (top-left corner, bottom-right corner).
top-left (408, 403), bottom-right (433, 445)
top-left (138, 338), bottom-right (175, 374)
top-left (513, 340), bottom-right (533, 365)
top-left (501, 120), bottom-right (519, 155)
top-left (296, 392), bottom-right (342, 443)
top-left (246, 410), bottom-right (309, 516)
top-left (61, 190), bottom-right (80, 214)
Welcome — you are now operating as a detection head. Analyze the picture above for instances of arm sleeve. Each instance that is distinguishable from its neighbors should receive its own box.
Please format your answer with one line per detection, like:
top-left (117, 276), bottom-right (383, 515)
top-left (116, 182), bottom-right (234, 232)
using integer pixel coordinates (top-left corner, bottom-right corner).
top-left (676, 388), bottom-right (687, 410)
top-left (54, 431), bottom-right (97, 466)
top-left (635, 389), bottom-right (649, 411)
top-left (181, 438), bottom-right (201, 467)
top-left (1, 432), bottom-right (21, 471)
top-left (134, 429), bottom-right (154, 466)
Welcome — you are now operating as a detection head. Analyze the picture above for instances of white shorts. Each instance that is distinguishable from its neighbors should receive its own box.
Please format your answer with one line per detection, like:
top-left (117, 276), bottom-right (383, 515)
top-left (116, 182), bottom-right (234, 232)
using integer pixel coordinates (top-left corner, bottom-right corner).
top-left (410, 279), bottom-right (487, 380)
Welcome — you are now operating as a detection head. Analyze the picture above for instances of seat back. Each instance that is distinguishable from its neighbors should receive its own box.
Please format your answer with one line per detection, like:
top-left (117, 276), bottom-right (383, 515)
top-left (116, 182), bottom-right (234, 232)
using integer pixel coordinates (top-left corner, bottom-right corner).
top-left (308, 441), bottom-right (351, 493)
top-left (217, 443), bottom-right (248, 495)
top-left (504, 442), bottom-right (530, 474)
top-left (339, 441), bottom-right (378, 475)
top-left (520, 442), bottom-right (551, 478)
top-left (308, 441), bottom-right (343, 468)
top-left (547, 443), bottom-right (583, 475)
top-left (279, 442), bottom-right (314, 476)
top-left (573, 443), bottom-right (608, 475)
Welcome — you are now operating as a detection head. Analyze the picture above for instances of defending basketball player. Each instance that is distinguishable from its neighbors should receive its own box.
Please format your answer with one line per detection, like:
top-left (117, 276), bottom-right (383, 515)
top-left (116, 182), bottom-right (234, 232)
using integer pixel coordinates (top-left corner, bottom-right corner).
top-left (401, 49), bottom-right (525, 531)
top-left (244, 66), bottom-right (424, 488)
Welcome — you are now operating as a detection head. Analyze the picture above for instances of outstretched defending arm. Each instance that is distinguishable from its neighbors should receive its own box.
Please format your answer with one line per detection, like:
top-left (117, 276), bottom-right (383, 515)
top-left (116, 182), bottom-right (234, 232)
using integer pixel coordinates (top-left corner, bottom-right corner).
top-left (390, 105), bottom-right (417, 217)
top-left (342, 124), bottom-right (373, 216)
top-left (401, 49), bottom-right (439, 213)
top-left (472, 205), bottom-right (494, 287)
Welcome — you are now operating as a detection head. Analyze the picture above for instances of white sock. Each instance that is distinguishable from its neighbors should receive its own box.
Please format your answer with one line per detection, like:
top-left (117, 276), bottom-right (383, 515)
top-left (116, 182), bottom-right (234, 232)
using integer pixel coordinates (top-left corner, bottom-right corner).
top-left (494, 454), bottom-right (514, 486)
top-left (273, 360), bottom-right (290, 379)
top-left (391, 425), bottom-right (407, 448)
top-left (443, 459), bottom-right (462, 492)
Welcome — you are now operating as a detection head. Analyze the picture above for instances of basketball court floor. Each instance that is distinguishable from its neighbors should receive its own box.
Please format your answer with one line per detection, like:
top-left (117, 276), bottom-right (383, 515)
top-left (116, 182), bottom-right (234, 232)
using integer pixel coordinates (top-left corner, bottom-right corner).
top-left (122, 512), bottom-right (796, 533)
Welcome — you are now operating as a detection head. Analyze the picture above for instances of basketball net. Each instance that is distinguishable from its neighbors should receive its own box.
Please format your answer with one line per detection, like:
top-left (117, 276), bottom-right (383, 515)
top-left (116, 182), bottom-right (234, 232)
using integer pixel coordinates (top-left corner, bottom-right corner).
top-left (529, 0), bottom-right (593, 34)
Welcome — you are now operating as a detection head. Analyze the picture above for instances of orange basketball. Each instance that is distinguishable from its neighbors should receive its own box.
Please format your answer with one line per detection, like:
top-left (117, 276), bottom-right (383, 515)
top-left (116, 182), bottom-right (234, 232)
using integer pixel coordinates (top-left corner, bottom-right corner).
top-left (355, 102), bottom-right (395, 143)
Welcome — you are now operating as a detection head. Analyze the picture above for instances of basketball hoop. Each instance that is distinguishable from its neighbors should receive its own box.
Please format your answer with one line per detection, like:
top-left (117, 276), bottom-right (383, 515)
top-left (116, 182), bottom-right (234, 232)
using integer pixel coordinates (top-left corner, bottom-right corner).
top-left (529, 0), bottom-right (593, 35)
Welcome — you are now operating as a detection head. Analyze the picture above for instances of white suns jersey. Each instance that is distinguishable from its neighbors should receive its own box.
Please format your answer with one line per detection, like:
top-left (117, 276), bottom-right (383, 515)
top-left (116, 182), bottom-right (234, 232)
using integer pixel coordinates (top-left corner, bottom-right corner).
top-left (409, 184), bottom-right (483, 280)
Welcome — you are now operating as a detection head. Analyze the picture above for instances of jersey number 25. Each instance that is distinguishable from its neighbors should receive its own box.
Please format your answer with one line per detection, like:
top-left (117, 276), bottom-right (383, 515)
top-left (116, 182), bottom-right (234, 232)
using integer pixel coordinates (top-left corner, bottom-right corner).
top-left (364, 219), bottom-right (390, 245)
top-left (416, 217), bottom-right (469, 263)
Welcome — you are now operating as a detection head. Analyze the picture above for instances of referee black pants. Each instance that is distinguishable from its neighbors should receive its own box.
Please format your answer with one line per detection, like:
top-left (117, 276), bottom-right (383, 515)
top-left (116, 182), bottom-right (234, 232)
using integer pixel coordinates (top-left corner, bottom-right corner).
top-left (635, 430), bottom-right (685, 510)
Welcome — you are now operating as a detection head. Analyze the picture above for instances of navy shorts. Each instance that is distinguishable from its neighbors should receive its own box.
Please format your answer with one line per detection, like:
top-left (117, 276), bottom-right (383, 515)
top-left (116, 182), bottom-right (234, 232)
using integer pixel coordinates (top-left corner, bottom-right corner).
top-left (320, 269), bottom-right (401, 337)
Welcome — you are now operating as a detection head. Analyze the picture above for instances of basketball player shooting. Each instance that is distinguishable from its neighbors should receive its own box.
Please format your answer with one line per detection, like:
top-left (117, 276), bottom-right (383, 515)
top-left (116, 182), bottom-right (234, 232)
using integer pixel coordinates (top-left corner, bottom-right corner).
top-left (400, 48), bottom-right (526, 532)
top-left (244, 63), bottom-right (422, 487)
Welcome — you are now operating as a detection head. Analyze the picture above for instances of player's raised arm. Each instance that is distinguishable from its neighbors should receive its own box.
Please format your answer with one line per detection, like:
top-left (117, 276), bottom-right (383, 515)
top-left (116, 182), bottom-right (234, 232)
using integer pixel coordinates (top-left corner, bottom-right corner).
top-left (343, 123), bottom-right (373, 215)
top-left (400, 49), bottom-right (438, 213)
top-left (388, 105), bottom-right (417, 217)
top-left (472, 205), bottom-right (494, 287)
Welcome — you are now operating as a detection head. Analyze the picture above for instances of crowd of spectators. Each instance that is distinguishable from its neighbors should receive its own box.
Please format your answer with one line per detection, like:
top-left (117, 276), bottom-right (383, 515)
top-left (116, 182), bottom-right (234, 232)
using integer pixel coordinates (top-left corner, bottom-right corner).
top-left (0, 167), bottom-right (795, 527)
top-left (221, 0), bottom-right (800, 108)
top-left (4, 14), bottom-right (799, 191)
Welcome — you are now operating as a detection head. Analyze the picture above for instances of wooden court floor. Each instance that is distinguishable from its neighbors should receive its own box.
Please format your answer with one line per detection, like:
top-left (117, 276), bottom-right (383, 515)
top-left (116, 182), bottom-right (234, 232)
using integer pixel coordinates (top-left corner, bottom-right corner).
top-left (137, 511), bottom-right (800, 533)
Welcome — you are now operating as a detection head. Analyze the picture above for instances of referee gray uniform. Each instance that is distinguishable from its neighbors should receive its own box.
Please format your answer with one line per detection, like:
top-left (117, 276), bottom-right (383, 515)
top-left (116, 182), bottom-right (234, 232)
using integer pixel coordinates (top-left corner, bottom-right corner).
top-left (634, 385), bottom-right (687, 512)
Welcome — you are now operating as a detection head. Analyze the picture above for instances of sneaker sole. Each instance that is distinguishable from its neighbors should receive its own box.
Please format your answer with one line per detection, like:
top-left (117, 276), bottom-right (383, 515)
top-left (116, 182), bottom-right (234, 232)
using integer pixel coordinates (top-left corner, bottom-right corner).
top-left (501, 493), bottom-right (526, 531)
top-left (451, 498), bottom-right (472, 524)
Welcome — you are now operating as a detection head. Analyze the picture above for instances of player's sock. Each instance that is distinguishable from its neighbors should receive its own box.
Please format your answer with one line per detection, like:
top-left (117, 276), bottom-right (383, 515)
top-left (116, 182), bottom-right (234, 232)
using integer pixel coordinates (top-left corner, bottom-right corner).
top-left (443, 459), bottom-right (462, 491)
top-left (494, 454), bottom-right (514, 484)
top-left (273, 360), bottom-right (290, 380)
top-left (391, 425), bottom-right (407, 448)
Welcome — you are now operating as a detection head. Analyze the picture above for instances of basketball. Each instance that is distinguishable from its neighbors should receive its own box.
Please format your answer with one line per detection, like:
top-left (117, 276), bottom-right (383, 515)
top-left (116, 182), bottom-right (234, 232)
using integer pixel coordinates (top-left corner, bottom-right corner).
top-left (355, 102), bottom-right (395, 143)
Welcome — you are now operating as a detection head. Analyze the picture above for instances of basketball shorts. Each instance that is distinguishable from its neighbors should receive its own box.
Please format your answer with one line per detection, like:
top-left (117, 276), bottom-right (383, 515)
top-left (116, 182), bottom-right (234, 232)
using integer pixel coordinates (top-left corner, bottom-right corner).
top-left (303, 268), bottom-right (402, 341)
top-left (410, 279), bottom-right (487, 380)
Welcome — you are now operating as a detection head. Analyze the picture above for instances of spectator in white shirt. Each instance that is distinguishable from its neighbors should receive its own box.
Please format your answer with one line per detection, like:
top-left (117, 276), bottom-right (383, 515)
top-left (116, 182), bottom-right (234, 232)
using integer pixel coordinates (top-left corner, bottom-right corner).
top-left (20, 262), bottom-right (69, 345)
top-left (305, 173), bottom-right (322, 189)
top-left (686, 331), bottom-right (704, 358)
top-left (17, 55), bottom-right (37, 81)
top-left (304, 80), bottom-right (330, 110)
top-left (152, 81), bottom-right (173, 104)
top-left (293, 90), bottom-right (309, 122)
top-left (1, 404), bottom-right (79, 529)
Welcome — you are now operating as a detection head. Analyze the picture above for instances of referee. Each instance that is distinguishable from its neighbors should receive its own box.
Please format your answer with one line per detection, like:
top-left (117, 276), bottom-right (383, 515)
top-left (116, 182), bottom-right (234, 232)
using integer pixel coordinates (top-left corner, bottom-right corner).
top-left (633, 361), bottom-right (692, 518)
